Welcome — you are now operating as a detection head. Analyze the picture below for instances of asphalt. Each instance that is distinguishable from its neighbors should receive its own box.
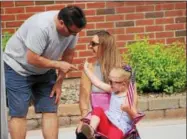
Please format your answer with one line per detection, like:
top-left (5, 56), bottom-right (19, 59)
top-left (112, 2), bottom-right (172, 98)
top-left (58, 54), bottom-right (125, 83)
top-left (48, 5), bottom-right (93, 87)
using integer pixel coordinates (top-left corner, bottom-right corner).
top-left (8, 118), bottom-right (186, 139)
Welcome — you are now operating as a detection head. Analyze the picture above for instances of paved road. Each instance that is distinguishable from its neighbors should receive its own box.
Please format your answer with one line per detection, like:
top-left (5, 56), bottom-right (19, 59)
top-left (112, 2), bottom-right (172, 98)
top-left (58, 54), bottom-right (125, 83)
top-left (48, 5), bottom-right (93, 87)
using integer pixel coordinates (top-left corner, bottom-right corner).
top-left (9, 118), bottom-right (186, 139)
top-left (137, 119), bottom-right (186, 139)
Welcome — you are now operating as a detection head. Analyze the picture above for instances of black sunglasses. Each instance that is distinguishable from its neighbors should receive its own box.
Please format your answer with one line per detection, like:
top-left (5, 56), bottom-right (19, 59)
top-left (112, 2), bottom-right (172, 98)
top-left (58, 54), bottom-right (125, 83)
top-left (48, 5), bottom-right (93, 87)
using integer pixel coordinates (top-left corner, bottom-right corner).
top-left (65, 24), bottom-right (78, 35)
top-left (89, 41), bottom-right (100, 47)
top-left (109, 80), bottom-right (124, 85)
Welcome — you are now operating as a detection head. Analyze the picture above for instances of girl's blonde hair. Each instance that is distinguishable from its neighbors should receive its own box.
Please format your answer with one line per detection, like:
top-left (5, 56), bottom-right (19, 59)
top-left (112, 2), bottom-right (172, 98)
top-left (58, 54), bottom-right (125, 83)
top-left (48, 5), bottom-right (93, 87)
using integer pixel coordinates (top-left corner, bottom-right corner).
top-left (96, 31), bottom-right (122, 83)
top-left (109, 67), bottom-right (131, 85)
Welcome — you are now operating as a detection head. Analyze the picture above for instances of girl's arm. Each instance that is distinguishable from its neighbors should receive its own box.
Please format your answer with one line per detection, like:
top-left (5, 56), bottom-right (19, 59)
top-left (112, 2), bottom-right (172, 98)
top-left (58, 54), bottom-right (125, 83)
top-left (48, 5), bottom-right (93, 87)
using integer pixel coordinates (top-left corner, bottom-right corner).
top-left (84, 61), bottom-right (111, 92)
top-left (121, 88), bottom-right (138, 120)
top-left (126, 107), bottom-right (138, 120)
top-left (121, 104), bottom-right (138, 120)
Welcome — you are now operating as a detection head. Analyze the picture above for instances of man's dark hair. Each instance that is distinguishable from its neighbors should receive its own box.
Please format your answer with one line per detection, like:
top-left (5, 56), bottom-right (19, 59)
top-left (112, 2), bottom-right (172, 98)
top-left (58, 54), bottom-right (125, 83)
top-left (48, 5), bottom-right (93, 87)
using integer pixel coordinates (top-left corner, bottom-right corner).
top-left (58, 5), bottom-right (87, 28)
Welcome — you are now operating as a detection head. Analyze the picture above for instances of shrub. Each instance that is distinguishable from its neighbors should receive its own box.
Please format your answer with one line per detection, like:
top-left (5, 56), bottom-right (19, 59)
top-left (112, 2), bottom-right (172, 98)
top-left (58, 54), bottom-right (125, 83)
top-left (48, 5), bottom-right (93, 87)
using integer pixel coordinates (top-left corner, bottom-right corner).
top-left (1, 32), bottom-right (12, 51)
top-left (123, 38), bottom-right (186, 94)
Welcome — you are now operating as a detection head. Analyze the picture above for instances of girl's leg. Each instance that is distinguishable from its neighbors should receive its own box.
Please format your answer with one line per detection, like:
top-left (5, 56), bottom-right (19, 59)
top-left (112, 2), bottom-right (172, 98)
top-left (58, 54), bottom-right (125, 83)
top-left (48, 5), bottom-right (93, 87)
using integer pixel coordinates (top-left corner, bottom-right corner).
top-left (91, 107), bottom-right (111, 136)
top-left (80, 107), bottom-right (112, 138)
top-left (92, 107), bottom-right (124, 139)
top-left (107, 125), bottom-right (124, 139)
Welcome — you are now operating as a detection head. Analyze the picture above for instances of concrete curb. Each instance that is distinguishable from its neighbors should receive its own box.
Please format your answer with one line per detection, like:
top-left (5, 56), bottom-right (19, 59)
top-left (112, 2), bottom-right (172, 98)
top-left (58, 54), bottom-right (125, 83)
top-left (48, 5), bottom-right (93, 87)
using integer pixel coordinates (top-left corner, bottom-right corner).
top-left (8, 96), bottom-right (186, 130)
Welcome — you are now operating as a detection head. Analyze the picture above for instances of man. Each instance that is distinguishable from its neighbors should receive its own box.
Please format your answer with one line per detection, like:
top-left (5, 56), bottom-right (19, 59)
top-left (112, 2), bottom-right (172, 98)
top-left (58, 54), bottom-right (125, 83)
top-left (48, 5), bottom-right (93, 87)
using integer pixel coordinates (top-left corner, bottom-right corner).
top-left (3, 6), bottom-right (86, 139)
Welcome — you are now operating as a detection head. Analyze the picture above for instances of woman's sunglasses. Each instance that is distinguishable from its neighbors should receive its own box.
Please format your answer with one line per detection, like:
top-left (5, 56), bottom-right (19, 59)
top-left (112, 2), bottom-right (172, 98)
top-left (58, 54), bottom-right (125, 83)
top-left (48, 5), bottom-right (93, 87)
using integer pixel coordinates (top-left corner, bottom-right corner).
top-left (89, 41), bottom-right (100, 47)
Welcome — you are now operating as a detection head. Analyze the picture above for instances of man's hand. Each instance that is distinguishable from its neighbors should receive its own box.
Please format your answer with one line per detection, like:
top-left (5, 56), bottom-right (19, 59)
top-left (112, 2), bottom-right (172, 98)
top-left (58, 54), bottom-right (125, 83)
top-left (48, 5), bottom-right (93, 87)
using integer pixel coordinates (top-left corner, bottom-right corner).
top-left (57, 61), bottom-right (78, 73)
top-left (50, 81), bottom-right (62, 104)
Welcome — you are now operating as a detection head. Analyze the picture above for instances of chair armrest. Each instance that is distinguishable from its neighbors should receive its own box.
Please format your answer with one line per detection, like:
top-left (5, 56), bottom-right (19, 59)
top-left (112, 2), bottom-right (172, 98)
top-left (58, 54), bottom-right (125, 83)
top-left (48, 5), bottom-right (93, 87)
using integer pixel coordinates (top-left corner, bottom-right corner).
top-left (132, 112), bottom-right (145, 126)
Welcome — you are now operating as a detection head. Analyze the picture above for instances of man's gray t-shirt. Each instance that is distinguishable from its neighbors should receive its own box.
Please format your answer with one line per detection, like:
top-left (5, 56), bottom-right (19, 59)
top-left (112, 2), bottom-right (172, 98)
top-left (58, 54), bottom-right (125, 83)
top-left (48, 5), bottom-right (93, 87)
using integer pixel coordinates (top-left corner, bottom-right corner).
top-left (3, 11), bottom-right (78, 76)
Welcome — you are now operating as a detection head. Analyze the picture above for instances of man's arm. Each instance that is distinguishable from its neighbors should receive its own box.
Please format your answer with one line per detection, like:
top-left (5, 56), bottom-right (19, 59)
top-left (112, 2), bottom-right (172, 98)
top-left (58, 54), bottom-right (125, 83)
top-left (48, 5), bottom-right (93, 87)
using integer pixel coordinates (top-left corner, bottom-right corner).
top-left (57, 48), bottom-right (75, 83)
top-left (27, 49), bottom-right (77, 73)
top-left (49, 48), bottom-right (75, 103)
top-left (27, 49), bottom-right (58, 69)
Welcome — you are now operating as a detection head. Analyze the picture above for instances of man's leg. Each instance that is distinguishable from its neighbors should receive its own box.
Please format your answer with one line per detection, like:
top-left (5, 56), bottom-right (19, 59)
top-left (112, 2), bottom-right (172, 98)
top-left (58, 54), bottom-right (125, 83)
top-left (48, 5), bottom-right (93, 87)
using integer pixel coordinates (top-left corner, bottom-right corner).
top-left (9, 117), bottom-right (27, 139)
top-left (4, 63), bottom-right (32, 139)
top-left (33, 70), bottom-right (58, 139)
top-left (42, 113), bottom-right (58, 139)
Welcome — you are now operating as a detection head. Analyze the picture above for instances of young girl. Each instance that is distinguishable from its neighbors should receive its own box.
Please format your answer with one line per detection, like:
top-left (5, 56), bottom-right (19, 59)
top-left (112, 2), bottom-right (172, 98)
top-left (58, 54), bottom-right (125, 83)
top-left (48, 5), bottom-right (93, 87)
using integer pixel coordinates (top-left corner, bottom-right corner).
top-left (79, 61), bottom-right (138, 139)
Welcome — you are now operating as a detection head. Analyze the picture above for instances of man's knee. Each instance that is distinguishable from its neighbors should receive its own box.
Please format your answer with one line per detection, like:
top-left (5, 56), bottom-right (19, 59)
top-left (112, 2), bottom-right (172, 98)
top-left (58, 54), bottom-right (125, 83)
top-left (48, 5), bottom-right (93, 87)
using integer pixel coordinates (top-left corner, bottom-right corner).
top-left (42, 113), bottom-right (58, 123)
top-left (42, 112), bottom-right (57, 118)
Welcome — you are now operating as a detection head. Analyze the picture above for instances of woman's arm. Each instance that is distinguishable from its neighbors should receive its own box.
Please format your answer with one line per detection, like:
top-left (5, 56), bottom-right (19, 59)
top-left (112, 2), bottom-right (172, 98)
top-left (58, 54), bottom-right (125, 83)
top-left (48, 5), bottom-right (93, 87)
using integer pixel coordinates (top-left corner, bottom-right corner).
top-left (79, 69), bottom-right (92, 118)
top-left (84, 61), bottom-right (111, 92)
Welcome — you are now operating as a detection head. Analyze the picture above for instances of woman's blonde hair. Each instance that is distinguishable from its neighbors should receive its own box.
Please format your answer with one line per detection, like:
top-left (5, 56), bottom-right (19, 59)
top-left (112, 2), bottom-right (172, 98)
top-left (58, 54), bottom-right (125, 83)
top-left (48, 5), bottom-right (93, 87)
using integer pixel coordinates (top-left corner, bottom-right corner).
top-left (96, 30), bottom-right (122, 83)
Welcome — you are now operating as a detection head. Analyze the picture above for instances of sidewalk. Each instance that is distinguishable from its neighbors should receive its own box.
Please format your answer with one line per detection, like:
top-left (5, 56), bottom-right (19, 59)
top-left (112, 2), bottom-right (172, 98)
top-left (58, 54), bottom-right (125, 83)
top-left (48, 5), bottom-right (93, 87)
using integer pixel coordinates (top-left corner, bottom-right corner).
top-left (12, 118), bottom-right (186, 139)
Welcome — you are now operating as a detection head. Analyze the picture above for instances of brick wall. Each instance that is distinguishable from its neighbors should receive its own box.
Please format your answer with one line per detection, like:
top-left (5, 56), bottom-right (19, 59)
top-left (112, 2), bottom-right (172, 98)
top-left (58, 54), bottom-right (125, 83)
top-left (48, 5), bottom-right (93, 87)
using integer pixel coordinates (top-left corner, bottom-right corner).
top-left (1, 1), bottom-right (186, 78)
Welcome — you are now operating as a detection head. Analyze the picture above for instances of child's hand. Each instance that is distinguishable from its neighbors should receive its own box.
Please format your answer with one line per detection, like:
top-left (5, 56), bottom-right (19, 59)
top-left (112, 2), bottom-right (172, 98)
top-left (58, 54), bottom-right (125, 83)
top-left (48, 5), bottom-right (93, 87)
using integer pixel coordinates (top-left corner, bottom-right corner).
top-left (121, 104), bottom-right (131, 112)
top-left (84, 60), bottom-right (89, 70)
top-left (121, 97), bottom-right (131, 112)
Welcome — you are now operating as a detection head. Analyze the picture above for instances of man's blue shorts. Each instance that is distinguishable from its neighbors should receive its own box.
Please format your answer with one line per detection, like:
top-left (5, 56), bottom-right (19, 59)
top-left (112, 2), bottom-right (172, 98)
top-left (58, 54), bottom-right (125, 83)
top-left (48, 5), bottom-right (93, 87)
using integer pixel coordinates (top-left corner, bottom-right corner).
top-left (4, 63), bottom-right (58, 117)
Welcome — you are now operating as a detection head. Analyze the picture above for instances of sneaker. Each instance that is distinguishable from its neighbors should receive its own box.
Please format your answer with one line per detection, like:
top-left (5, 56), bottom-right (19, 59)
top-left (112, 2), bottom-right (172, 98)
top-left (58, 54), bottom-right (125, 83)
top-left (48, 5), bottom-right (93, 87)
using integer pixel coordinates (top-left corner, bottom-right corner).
top-left (81, 123), bottom-right (95, 139)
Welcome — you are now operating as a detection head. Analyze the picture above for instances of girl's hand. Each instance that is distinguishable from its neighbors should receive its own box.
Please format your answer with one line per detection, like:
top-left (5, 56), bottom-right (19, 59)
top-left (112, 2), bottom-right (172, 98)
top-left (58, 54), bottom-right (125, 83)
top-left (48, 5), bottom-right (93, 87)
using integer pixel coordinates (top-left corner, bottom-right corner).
top-left (84, 60), bottom-right (89, 70)
top-left (121, 97), bottom-right (138, 119)
top-left (121, 97), bottom-right (131, 112)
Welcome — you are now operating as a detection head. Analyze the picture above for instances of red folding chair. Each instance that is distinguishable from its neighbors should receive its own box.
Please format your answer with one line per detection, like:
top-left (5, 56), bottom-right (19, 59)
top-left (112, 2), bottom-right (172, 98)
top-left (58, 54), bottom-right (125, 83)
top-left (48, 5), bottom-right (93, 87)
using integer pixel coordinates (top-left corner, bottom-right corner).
top-left (80, 92), bottom-right (111, 124)
top-left (81, 92), bottom-right (144, 139)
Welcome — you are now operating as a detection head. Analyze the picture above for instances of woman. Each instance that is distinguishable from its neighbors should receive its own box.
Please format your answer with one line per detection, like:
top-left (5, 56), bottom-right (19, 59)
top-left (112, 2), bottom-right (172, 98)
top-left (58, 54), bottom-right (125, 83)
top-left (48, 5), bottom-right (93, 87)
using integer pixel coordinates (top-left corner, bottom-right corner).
top-left (79, 30), bottom-right (121, 118)
top-left (76, 31), bottom-right (122, 139)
